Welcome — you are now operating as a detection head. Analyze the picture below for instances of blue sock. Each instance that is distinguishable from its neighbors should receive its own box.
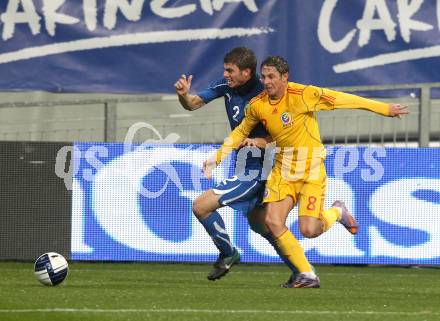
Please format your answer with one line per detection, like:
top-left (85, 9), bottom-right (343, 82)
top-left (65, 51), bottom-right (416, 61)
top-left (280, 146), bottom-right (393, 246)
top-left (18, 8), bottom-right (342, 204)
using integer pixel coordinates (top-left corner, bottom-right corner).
top-left (200, 211), bottom-right (234, 257)
top-left (262, 233), bottom-right (299, 275)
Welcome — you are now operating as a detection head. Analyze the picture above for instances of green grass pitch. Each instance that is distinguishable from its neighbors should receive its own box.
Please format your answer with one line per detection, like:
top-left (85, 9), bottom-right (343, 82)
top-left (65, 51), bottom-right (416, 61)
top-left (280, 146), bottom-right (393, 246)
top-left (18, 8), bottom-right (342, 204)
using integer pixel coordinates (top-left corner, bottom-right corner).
top-left (0, 262), bottom-right (439, 321)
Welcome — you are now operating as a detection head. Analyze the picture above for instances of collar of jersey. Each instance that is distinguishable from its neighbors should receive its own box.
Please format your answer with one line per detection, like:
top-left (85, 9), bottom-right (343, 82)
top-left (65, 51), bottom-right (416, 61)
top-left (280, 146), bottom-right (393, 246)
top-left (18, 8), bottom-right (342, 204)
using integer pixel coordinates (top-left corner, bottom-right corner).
top-left (235, 74), bottom-right (259, 96)
top-left (268, 92), bottom-right (285, 105)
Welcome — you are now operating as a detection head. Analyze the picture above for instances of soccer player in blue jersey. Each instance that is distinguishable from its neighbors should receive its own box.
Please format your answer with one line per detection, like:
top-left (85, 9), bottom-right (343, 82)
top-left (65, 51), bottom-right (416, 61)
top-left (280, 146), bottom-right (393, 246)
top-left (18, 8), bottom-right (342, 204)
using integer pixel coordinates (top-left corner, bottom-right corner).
top-left (174, 47), bottom-right (301, 281)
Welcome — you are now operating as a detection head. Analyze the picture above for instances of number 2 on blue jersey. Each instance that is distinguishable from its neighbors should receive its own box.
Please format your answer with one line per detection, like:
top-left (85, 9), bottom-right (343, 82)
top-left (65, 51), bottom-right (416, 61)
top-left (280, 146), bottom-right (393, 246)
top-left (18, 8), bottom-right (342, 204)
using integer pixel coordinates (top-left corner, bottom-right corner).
top-left (232, 105), bottom-right (240, 122)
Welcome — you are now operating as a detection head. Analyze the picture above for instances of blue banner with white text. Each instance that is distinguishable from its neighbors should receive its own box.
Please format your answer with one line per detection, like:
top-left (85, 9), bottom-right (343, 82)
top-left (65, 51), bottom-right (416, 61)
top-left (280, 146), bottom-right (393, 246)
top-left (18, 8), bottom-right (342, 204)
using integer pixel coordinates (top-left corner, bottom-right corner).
top-left (72, 143), bottom-right (440, 265)
top-left (0, 1), bottom-right (439, 93)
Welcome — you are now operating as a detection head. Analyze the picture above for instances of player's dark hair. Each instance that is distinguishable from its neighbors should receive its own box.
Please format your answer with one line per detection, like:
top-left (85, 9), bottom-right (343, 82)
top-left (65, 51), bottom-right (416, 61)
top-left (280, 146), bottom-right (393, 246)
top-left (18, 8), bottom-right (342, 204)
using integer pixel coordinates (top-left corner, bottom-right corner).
top-left (224, 47), bottom-right (257, 76)
top-left (260, 56), bottom-right (290, 75)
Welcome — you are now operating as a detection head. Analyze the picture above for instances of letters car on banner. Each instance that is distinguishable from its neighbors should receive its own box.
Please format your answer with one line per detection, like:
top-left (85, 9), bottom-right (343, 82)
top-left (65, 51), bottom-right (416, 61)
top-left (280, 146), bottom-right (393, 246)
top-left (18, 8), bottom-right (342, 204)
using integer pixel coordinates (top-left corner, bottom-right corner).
top-left (0, 1), bottom-right (439, 92)
top-left (72, 143), bottom-right (440, 265)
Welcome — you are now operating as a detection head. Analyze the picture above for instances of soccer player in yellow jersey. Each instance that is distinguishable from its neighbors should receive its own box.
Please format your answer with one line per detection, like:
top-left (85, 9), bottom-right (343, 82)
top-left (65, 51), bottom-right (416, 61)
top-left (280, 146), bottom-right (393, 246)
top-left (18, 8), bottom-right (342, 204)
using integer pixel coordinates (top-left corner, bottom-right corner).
top-left (204, 56), bottom-right (408, 288)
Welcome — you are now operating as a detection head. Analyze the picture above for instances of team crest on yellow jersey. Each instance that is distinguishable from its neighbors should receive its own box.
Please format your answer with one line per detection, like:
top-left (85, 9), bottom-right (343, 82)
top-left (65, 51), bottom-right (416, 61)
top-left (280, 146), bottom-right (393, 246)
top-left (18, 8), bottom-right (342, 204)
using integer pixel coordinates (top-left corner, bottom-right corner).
top-left (281, 112), bottom-right (293, 127)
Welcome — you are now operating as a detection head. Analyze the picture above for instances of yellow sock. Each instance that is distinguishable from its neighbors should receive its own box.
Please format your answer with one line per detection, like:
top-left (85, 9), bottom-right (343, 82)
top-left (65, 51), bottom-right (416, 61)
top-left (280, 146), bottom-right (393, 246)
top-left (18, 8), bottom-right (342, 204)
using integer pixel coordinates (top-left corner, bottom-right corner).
top-left (274, 229), bottom-right (312, 273)
top-left (321, 208), bottom-right (341, 232)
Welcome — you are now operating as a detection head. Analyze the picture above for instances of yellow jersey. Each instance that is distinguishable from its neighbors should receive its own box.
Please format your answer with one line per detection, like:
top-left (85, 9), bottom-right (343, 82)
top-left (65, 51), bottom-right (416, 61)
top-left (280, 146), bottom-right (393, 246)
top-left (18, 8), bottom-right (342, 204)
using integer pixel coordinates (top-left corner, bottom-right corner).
top-left (215, 82), bottom-right (390, 176)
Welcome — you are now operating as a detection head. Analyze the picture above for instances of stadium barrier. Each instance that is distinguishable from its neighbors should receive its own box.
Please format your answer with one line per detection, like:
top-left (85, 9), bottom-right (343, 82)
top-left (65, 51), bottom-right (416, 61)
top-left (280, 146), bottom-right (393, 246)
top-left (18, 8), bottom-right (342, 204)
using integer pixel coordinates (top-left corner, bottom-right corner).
top-left (2, 141), bottom-right (438, 266)
top-left (0, 83), bottom-right (439, 146)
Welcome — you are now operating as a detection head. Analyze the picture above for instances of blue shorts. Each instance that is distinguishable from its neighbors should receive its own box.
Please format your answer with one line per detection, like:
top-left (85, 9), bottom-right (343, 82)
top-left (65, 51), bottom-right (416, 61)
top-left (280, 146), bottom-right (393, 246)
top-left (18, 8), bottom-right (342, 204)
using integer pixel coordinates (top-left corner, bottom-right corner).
top-left (213, 176), bottom-right (265, 215)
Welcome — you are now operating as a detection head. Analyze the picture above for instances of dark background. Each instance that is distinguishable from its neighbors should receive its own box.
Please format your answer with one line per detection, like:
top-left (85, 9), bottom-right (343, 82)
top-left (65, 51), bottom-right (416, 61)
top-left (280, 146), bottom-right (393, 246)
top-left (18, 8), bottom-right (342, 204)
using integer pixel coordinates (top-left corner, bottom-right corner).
top-left (0, 141), bottom-right (71, 261)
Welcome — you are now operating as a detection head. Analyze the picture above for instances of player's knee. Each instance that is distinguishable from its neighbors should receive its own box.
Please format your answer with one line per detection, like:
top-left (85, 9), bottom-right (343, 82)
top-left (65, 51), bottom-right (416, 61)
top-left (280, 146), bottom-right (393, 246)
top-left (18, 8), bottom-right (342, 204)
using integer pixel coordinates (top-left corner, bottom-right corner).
top-left (299, 225), bottom-right (320, 238)
top-left (192, 199), bottom-right (207, 219)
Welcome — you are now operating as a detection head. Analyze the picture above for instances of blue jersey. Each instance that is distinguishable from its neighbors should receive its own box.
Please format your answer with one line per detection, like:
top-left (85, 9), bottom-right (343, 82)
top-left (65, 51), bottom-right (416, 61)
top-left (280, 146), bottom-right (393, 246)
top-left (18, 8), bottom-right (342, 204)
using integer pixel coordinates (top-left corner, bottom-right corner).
top-left (197, 76), bottom-right (268, 177)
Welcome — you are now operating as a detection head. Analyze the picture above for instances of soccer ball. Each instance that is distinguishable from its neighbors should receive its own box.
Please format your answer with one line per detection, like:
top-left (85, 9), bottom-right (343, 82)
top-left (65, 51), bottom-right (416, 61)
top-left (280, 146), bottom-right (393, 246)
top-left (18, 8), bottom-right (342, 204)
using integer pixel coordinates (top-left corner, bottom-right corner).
top-left (34, 252), bottom-right (69, 286)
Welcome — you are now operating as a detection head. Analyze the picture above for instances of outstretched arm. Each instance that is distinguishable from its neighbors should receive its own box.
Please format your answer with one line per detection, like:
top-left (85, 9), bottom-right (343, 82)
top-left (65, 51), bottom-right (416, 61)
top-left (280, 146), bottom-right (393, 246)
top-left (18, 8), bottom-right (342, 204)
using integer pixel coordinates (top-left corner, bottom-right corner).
top-left (174, 74), bottom-right (205, 111)
top-left (302, 86), bottom-right (409, 118)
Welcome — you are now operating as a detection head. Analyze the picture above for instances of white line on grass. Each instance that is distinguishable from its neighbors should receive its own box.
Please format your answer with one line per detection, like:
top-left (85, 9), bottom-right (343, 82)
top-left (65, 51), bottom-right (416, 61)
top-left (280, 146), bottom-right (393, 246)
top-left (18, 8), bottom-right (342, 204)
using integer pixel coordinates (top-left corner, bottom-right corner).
top-left (0, 309), bottom-right (438, 316)
top-left (67, 270), bottom-right (433, 277)
top-left (0, 268), bottom-right (429, 277)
